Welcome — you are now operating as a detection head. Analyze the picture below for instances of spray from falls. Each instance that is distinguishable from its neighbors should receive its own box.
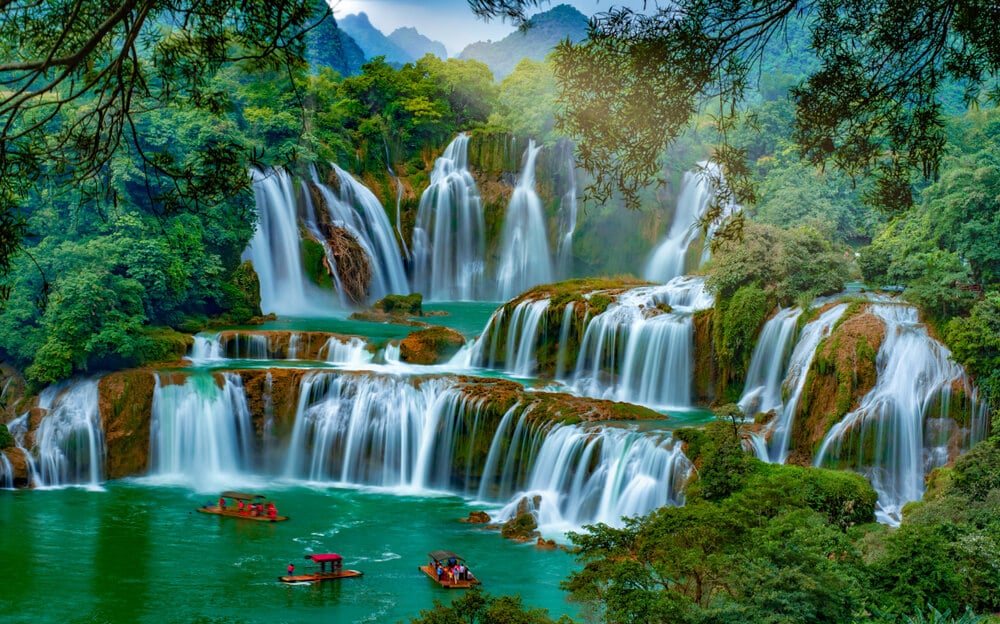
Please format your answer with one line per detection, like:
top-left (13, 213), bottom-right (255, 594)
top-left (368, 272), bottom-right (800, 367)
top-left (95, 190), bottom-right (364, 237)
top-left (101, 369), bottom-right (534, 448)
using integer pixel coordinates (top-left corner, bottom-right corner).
top-left (316, 164), bottom-right (410, 300)
top-left (814, 304), bottom-right (989, 524)
top-left (278, 371), bottom-right (691, 529)
top-left (248, 168), bottom-right (333, 316)
top-left (470, 299), bottom-right (551, 377)
top-left (555, 144), bottom-right (577, 280)
top-left (411, 133), bottom-right (486, 301)
top-left (496, 141), bottom-right (553, 300)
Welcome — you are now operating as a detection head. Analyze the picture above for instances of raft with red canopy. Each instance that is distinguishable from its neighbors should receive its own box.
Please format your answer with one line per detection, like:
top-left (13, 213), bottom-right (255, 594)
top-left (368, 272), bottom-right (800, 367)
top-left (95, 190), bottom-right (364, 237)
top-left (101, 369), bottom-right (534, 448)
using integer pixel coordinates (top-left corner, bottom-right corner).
top-left (278, 553), bottom-right (364, 583)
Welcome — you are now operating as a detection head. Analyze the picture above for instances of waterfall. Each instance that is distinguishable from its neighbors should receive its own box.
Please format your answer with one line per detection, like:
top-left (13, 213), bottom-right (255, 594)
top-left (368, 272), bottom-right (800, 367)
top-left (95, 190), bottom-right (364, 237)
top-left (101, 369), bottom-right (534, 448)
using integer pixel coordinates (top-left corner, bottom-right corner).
top-left (814, 304), bottom-right (989, 524)
top-left (281, 371), bottom-right (691, 530)
top-left (738, 307), bottom-right (803, 418)
top-left (496, 141), bottom-right (553, 300)
top-left (555, 145), bottom-right (577, 280)
top-left (644, 162), bottom-right (735, 283)
top-left (150, 373), bottom-right (254, 489)
top-left (316, 164), bottom-right (410, 300)
top-left (31, 380), bottom-right (104, 488)
top-left (482, 413), bottom-right (690, 532)
top-left (470, 299), bottom-right (550, 377)
top-left (765, 303), bottom-right (848, 463)
top-left (569, 276), bottom-right (714, 409)
top-left (248, 168), bottom-right (334, 316)
top-left (0, 451), bottom-right (12, 489)
top-left (283, 373), bottom-right (470, 489)
top-left (6, 413), bottom-right (38, 485)
top-left (319, 336), bottom-right (374, 365)
top-left (554, 302), bottom-right (578, 380)
top-left (411, 133), bottom-right (486, 301)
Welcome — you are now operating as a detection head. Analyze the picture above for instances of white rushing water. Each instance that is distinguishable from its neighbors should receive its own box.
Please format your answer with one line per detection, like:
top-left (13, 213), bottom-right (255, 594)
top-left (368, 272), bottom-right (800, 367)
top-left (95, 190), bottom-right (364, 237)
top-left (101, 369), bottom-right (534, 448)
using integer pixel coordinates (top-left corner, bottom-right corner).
top-left (469, 298), bottom-right (551, 377)
top-left (738, 307), bottom-right (803, 418)
top-left (814, 303), bottom-right (989, 524)
top-left (555, 142), bottom-right (578, 280)
top-left (759, 303), bottom-right (848, 463)
top-left (411, 133), bottom-right (486, 301)
top-left (496, 141), bottom-right (553, 300)
top-left (644, 162), bottom-right (736, 283)
top-left (248, 168), bottom-right (333, 316)
top-left (32, 380), bottom-right (104, 488)
top-left (150, 373), bottom-right (254, 490)
top-left (569, 276), bottom-right (714, 409)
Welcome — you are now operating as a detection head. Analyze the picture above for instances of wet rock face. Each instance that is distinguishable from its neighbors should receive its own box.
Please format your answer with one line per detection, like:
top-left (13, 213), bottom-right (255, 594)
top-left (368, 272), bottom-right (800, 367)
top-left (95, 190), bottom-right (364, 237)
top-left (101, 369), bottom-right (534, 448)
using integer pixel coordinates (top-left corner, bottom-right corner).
top-left (788, 308), bottom-right (885, 466)
top-left (99, 370), bottom-right (157, 479)
top-left (500, 495), bottom-right (542, 542)
top-left (399, 326), bottom-right (465, 365)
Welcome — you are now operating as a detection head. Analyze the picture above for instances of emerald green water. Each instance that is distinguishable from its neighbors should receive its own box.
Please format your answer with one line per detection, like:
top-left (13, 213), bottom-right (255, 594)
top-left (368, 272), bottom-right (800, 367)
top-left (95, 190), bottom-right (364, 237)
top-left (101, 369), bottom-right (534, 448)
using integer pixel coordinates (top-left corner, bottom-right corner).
top-left (0, 482), bottom-right (579, 624)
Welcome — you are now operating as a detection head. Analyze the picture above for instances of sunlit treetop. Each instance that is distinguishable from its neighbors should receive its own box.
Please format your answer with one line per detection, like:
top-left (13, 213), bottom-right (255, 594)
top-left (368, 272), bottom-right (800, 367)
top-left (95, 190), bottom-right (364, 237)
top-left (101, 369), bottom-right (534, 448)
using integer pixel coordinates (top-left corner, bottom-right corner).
top-left (470, 0), bottom-right (1000, 219)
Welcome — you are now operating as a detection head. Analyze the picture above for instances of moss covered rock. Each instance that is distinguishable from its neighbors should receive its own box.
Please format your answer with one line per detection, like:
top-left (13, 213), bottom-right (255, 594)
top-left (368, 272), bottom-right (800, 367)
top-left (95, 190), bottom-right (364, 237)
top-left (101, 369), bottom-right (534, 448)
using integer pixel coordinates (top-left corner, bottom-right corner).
top-left (399, 326), bottom-right (466, 364)
top-left (788, 306), bottom-right (884, 466)
top-left (99, 369), bottom-right (157, 479)
top-left (374, 293), bottom-right (423, 316)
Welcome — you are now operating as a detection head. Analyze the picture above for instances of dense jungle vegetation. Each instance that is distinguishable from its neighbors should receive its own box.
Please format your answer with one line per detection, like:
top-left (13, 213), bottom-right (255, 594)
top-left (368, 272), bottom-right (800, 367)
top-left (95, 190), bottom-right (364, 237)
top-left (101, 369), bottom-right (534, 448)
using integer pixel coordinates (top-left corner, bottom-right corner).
top-left (1, 1), bottom-right (999, 622)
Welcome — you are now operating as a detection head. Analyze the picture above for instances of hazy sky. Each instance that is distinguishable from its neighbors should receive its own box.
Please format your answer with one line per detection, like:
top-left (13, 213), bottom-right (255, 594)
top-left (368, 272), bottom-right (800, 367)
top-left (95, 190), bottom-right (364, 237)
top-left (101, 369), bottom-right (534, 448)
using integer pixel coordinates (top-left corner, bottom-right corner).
top-left (330, 0), bottom-right (658, 57)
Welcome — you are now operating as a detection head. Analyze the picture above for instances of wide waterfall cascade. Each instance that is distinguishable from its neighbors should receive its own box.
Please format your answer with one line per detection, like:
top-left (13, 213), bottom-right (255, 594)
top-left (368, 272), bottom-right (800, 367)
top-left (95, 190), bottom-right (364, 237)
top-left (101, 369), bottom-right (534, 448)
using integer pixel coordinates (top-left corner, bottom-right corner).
top-left (644, 162), bottom-right (736, 283)
top-left (488, 418), bottom-right (691, 532)
top-left (186, 333), bottom-right (373, 366)
top-left (277, 371), bottom-right (693, 529)
top-left (738, 307), bottom-right (803, 418)
top-left (496, 141), bottom-right (553, 300)
top-left (570, 276), bottom-right (714, 409)
top-left (248, 168), bottom-right (332, 316)
top-left (150, 373), bottom-right (254, 489)
top-left (764, 303), bottom-right (848, 463)
top-left (322, 164), bottom-right (410, 299)
top-left (411, 133), bottom-right (486, 301)
top-left (31, 380), bottom-right (104, 488)
top-left (814, 304), bottom-right (989, 525)
top-left (469, 299), bottom-right (551, 377)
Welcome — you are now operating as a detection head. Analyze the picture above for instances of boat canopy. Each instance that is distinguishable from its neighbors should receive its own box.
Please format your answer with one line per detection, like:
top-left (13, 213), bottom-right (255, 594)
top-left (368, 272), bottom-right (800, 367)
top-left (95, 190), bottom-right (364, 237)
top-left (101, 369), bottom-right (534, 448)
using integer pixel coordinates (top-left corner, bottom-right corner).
top-left (220, 491), bottom-right (265, 501)
top-left (306, 554), bottom-right (343, 563)
top-left (428, 550), bottom-right (463, 563)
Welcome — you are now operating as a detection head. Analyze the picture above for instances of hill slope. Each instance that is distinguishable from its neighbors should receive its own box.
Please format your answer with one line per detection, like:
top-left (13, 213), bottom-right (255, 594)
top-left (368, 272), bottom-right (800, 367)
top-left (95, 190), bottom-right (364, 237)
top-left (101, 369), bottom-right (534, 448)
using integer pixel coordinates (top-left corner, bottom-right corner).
top-left (458, 3), bottom-right (588, 79)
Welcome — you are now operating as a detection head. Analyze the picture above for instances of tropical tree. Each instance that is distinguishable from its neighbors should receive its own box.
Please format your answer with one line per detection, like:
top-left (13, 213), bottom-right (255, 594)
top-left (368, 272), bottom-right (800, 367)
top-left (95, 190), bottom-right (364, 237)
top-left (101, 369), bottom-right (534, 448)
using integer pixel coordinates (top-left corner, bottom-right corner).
top-left (0, 0), bottom-right (329, 287)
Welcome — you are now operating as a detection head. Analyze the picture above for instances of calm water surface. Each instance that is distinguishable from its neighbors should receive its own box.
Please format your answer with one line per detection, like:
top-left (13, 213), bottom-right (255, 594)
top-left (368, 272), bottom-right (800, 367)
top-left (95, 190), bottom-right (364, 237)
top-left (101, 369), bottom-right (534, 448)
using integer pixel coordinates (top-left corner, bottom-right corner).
top-left (0, 482), bottom-right (580, 624)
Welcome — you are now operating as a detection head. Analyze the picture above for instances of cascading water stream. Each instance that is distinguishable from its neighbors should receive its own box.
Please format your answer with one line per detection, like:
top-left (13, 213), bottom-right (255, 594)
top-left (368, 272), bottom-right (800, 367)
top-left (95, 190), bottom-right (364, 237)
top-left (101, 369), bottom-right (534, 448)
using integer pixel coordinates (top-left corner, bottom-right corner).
top-left (764, 303), bottom-right (848, 463)
top-left (247, 168), bottom-right (333, 316)
top-left (150, 373), bottom-right (254, 489)
top-left (0, 452), bottom-right (11, 489)
top-left (814, 303), bottom-right (989, 524)
top-left (469, 299), bottom-right (550, 377)
top-left (738, 307), bottom-right (802, 418)
top-left (318, 164), bottom-right (410, 300)
top-left (411, 133), bottom-right (486, 301)
top-left (496, 141), bottom-right (553, 300)
top-left (279, 370), bottom-right (691, 530)
top-left (569, 276), bottom-right (714, 409)
top-left (644, 162), bottom-right (736, 283)
top-left (555, 145), bottom-right (577, 280)
top-left (488, 421), bottom-right (691, 532)
top-left (32, 380), bottom-right (104, 488)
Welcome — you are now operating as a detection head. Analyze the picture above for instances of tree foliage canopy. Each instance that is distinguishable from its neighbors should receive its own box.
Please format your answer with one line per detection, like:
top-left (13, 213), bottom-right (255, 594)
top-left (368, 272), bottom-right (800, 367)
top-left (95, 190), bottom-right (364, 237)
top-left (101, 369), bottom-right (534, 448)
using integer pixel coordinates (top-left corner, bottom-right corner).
top-left (470, 0), bottom-right (1000, 213)
top-left (0, 0), bottom-right (327, 285)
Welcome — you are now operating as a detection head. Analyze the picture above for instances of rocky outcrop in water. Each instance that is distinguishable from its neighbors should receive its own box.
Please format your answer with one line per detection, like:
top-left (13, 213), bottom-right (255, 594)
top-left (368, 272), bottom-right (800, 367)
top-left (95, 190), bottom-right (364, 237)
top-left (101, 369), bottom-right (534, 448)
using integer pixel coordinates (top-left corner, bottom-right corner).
top-left (399, 327), bottom-right (465, 364)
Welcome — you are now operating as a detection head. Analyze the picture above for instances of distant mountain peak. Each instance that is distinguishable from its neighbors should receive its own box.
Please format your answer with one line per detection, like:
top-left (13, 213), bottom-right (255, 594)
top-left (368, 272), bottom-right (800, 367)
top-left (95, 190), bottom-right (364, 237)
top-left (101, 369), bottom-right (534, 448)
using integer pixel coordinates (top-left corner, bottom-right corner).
top-left (458, 3), bottom-right (589, 79)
